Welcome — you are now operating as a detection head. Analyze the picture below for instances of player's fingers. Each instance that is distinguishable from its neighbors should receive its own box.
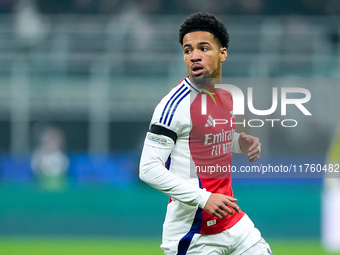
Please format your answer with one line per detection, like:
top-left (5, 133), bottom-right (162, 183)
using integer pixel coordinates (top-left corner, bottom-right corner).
top-left (214, 213), bottom-right (223, 219)
top-left (220, 205), bottom-right (233, 216)
top-left (212, 208), bottom-right (227, 219)
top-left (211, 211), bottom-right (222, 219)
top-left (248, 140), bottom-right (261, 152)
top-left (223, 195), bottom-right (237, 202)
top-left (231, 203), bottom-right (240, 213)
top-left (223, 200), bottom-right (240, 214)
top-left (239, 132), bottom-right (247, 140)
top-left (247, 147), bottom-right (260, 158)
top-left (249, 155), bottom-right (260, 162)
top-left (218, 207), bottom-right (229, 217)
top-left (249, 150), bottom-right (260, 161)
top-left (222, 195), bottom-right (240, 213)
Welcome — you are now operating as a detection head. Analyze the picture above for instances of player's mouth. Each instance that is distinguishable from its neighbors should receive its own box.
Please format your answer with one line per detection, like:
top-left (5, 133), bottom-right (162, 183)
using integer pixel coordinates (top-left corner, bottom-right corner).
top-left (192, 64), bottom-right (204, 76)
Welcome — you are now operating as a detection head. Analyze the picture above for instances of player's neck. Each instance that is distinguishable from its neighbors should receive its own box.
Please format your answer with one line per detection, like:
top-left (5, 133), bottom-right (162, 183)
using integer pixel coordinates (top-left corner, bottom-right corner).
top-left (189, 76), bottom-right (221, 91)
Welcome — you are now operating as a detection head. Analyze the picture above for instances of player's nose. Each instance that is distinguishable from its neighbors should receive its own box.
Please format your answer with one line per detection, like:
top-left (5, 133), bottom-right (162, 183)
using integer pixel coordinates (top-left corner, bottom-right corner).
top-left (191, 49), bottom-right (202, 62)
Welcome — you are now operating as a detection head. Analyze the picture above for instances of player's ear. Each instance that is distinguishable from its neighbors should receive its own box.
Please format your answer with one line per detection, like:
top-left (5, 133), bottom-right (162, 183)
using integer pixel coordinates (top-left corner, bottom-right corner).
top-left (220, 47), bottom-right (227, 62)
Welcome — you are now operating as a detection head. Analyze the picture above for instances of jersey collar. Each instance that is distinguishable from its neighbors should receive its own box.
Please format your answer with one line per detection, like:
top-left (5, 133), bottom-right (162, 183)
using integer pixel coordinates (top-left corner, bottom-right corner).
top-left (184, 76), bottom-right (201, 93)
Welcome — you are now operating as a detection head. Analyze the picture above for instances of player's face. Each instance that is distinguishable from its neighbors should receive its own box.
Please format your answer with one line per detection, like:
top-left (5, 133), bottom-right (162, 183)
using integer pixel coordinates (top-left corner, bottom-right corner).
top-left (182, 31), bottom-right (227, 86)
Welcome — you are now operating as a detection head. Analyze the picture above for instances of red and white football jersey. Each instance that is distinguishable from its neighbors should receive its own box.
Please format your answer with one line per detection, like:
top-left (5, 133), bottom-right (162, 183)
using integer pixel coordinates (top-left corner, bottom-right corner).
top-left (140, 77), bottom-right (244, 248)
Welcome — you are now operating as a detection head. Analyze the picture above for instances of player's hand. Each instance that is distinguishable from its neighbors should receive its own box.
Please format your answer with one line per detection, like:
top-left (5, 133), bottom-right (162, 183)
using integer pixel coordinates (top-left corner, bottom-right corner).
top-left (238, 132), bottom-right (261, 162)
top-left (204, 193), bottom-right (240, 219)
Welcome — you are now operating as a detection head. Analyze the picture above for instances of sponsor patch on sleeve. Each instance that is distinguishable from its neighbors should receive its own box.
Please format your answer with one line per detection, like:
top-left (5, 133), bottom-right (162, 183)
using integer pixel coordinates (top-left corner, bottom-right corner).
top-left (147, 133), bottom-right (168, 145)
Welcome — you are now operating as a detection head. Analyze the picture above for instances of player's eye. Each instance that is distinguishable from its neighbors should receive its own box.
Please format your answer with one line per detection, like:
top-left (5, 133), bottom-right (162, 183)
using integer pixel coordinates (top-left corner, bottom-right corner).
top-left (201, 47), bottom-right (208, 52)
top-left (184, 48), bottom-right (192, 54)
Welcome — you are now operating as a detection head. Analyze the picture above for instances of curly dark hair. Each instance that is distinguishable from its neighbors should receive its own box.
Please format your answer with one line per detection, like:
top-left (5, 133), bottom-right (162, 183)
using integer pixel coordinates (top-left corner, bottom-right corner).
top-left (179, 12), bottom-right (229, 48)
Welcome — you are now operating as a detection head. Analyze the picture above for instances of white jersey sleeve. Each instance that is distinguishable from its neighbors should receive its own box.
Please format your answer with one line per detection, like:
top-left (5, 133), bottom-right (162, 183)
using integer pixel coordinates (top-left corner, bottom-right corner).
top-left (139, 136), bottom-right (211, 208)
top-left (232, 132), bottom-right (242, 153)
top-left (139, 82), bottom-right (211, 209)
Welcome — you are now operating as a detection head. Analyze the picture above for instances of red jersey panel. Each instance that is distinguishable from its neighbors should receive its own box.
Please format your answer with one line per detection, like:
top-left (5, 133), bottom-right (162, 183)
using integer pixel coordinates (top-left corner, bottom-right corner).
top-left (189, 89), bottom-right (244, 234)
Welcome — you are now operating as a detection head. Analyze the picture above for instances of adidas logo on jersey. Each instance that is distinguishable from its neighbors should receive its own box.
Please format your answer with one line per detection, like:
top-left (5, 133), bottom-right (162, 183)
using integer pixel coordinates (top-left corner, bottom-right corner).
top-left (205, 115), bottom-right (214, 127)
top-left (205, 111), bottom-right (235, 127)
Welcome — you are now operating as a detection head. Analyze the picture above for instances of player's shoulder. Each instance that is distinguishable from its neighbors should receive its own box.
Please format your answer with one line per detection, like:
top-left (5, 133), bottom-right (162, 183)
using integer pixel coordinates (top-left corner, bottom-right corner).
top-left (162, 77), bottom-right (192, 104)
top-left (154, 78), bottom-right (192, 120)
top-left (157, 77), bottom-right (192, 113)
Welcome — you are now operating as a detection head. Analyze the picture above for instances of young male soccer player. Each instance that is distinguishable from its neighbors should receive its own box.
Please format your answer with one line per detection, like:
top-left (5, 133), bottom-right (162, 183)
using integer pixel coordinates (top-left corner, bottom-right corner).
top-left (140, 12), bottom-right (272, 255)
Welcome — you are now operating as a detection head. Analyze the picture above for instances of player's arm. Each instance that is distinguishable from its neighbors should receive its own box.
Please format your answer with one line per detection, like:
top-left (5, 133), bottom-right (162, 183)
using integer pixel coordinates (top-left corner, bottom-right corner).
top-left (139, 126), bottom-right (211, 209)
top-left (140, 129), bottom-right (240, 216)
top-left (232, 132), bottom-right (261, 162)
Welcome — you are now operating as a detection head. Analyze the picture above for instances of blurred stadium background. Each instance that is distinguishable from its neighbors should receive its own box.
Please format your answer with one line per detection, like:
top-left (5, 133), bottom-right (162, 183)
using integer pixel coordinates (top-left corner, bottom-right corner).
top-left (0, 0), bottom-right (340, 254)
